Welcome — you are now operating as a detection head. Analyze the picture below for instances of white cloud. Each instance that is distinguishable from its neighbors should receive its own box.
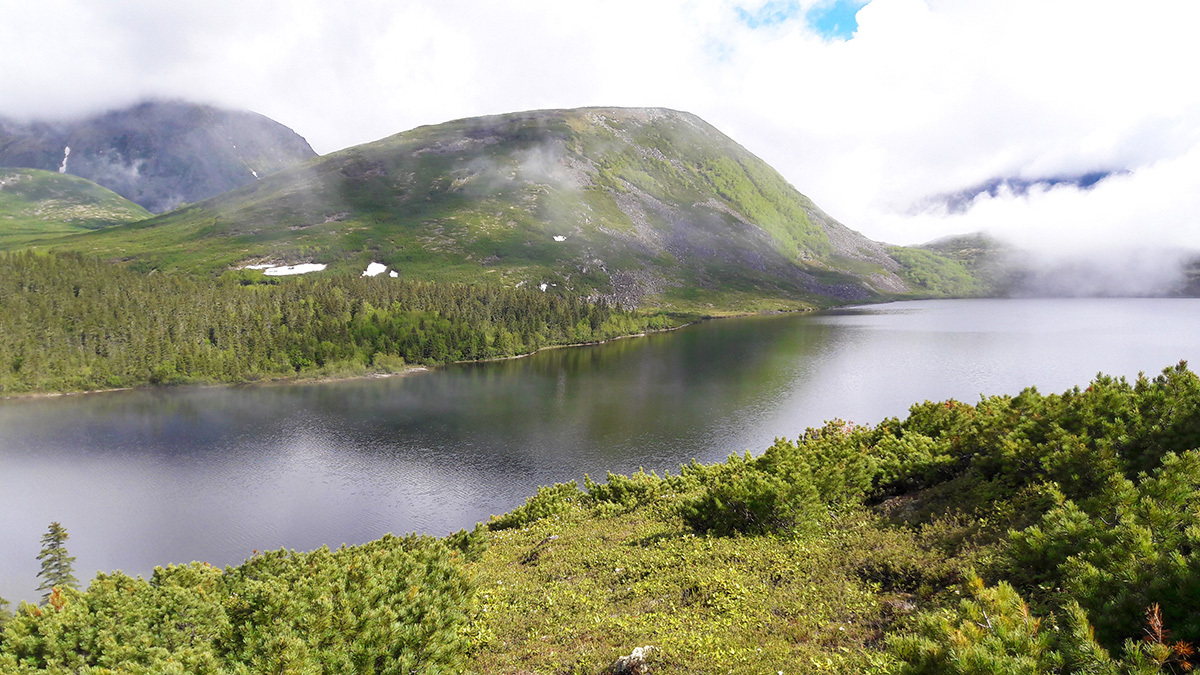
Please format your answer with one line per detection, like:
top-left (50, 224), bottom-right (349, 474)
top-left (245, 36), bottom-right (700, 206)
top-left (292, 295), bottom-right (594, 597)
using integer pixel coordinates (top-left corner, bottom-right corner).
top-left (3, 0), bottom-right (1200, 252)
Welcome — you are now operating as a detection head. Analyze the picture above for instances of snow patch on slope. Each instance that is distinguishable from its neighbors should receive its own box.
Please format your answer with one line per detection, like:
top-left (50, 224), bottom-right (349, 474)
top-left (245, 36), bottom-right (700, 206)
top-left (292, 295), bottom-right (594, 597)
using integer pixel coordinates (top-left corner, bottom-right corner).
top-left (263, 263), bottom-right (327, 276)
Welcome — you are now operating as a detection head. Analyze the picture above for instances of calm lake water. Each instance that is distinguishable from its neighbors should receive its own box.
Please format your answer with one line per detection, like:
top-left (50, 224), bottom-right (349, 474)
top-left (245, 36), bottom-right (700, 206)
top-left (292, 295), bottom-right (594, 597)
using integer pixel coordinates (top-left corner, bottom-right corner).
top-left (2, 298), bottom-right (1199, 602)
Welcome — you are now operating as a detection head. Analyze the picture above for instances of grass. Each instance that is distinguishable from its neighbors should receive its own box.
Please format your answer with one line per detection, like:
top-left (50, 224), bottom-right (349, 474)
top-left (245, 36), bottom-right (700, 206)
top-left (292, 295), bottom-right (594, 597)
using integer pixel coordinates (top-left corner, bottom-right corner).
top-left (0, 169), bottom-right (151, 249)
top-left (462, 474), bottom-right (958, 674)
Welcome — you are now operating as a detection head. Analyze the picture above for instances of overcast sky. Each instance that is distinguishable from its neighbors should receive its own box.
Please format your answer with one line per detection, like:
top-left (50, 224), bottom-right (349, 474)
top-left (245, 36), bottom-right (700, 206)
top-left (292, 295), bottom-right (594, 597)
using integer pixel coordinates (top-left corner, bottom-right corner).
top-left (2, 0), bottom-right (1199, 248)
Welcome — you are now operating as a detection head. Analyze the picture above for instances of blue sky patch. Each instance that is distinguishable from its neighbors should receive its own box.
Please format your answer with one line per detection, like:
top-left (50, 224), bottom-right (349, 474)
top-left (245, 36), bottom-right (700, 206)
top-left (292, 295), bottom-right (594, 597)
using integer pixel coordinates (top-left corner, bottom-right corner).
top-left (735, 0), bottom-right (803, 29)
top-left (806, 0), bottom-right (868, 40)
top-left (735, 1), bottom-right (868, 39)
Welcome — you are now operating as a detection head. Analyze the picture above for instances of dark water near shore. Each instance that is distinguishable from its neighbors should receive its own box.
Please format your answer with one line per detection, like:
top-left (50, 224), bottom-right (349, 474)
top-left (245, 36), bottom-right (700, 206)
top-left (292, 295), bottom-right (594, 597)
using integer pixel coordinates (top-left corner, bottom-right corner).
top-left (3, 298), bottom-right (1198, 602)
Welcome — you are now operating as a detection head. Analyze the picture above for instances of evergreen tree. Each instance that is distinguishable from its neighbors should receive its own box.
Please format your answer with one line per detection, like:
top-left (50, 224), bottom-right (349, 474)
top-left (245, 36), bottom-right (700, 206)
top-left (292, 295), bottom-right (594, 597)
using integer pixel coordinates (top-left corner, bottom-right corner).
top-left (36, 521), bottom-right (78, 604)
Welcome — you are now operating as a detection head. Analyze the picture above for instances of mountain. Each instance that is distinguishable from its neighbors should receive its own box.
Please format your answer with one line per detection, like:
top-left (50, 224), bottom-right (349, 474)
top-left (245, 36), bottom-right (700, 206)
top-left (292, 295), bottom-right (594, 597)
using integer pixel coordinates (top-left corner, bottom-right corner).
top-left (0, 168), bottom-right (151, 249)
top-left (921, 233), bottom-right (1200, 297)
top-left (56, 107), bottom-right (938, 312)
top-left (0, 100), bottom-right (317, 213)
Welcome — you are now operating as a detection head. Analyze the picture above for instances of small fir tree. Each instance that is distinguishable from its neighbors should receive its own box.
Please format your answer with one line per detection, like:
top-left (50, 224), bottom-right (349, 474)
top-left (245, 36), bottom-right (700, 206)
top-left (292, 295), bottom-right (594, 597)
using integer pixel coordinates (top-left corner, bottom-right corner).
top-left (36, 522), bottom-right (78, 604)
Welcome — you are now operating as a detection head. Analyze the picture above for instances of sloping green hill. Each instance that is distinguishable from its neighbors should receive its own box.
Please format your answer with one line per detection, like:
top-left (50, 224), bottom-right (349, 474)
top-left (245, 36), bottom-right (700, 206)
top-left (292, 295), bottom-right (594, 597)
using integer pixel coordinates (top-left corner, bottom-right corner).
top-left (59, 107), bottom-right (915, 312)
top-left (0, 168), bottom-right (151, 249)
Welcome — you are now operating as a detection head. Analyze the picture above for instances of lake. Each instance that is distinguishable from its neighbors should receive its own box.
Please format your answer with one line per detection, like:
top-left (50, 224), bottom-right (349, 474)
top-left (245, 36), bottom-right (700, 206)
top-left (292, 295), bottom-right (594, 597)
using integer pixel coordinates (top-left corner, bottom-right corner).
top-left (2, 298), bottom-right (1198, 602)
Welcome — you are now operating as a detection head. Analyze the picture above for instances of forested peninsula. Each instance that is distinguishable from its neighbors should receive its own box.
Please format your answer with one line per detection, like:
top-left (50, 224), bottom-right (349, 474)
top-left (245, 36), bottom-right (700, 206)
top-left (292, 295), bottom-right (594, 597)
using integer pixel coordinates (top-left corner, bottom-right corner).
top-left (2, 363), bottom-right (1198, 673)
top-left (0, 251), bottom-right (678, 395)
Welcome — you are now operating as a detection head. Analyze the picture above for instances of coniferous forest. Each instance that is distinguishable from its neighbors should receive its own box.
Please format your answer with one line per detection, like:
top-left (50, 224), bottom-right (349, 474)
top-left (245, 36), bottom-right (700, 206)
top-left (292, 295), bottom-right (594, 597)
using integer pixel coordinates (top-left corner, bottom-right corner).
top-left (0, 251), bottom-right (675, 395)
top-left (2, 363), bottom-right (1198, 673)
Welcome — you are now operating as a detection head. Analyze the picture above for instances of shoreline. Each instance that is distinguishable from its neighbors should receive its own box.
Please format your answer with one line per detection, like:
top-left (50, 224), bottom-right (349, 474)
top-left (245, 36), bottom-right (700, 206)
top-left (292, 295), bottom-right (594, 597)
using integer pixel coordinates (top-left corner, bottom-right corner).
top-left (0, 302), bottom-right (871, 402)
top-left (0, 314), bottom-right (720, 402)
top-left (3, 295), bottom-right (1142, 402)
top-left (0, 365), bottom-right (434, 402)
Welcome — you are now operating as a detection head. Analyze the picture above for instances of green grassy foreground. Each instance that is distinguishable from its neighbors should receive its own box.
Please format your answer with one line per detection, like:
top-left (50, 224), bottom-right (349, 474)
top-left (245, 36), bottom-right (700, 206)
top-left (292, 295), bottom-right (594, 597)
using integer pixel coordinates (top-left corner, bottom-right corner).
top-left (4, 364), bottom-right (1199, 673)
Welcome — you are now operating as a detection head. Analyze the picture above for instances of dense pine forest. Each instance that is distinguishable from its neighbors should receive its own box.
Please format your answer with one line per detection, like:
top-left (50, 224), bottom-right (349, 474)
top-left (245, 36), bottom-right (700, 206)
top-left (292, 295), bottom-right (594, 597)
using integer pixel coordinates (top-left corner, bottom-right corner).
top-left (0, 251), bottom-right (676, 394)
top-left (2, 364), bottom-right (1197, 673)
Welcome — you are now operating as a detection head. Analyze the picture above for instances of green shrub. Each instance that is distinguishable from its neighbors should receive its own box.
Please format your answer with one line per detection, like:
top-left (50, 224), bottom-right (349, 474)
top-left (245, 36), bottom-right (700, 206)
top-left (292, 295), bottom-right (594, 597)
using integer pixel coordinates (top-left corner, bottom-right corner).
top-left (888, 576), bottom-right (1116, 675)
top-left (760, 422), bottom-right (876, 507)
top-left (487, 482), bottom-right (582, 531)
top-left (870, 431), bottom-right (957, 495)
top-left (680, 465), bottom-right (821, 537)
top-left (584, 469), bottom-right (665, 512)
top-left (0, 536), bottom-right (475, 674)
top-left (1002, 450), bottom-right (1200, 650)
top-left (446, 522), bottom-right (489, 562)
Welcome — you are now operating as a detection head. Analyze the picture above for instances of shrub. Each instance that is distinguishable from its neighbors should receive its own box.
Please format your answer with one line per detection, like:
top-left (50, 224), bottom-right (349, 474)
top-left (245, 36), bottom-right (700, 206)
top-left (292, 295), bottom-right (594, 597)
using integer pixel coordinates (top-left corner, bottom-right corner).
top-left (1003, 450), bottom-right (1200, 649)
top-left (446, 522), bottom-right (489, 562)
top-left (487, 482), bottom-right (582, 531)
top-left (888, 576), bottom-right (1117, 675)
top-left (680, 465), bottom-right (821, 537)
top-left (585, 469), bottom-right (665, 512)
top-left (760, 422), bottom-right (876, 507)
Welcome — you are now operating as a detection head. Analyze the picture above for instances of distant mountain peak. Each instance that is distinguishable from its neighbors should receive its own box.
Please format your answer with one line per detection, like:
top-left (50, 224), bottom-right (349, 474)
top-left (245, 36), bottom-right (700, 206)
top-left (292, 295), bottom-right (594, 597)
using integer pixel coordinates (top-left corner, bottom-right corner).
top-left (0, 100), bottom-right (317, 213)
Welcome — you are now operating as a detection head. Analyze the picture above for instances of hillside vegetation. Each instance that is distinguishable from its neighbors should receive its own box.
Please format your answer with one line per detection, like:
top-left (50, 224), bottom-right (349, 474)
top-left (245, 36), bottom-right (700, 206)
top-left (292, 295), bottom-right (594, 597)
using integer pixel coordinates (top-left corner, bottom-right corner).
top-left (52, 107), bottom-right (933, 312)
top-left (3, 364), bottom-right (1198, 674)
top-left (0, 169), bottom-right (150, 249)
top-left (0, 251), bottom-right (678, 395)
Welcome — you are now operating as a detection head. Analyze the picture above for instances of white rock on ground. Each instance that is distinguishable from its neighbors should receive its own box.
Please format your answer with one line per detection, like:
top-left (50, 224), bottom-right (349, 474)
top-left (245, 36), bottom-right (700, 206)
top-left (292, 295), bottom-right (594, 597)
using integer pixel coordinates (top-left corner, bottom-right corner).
top-left (362, 262), bottom-right (387, 277)
top-left (611, 645), bottom-right (654, 674)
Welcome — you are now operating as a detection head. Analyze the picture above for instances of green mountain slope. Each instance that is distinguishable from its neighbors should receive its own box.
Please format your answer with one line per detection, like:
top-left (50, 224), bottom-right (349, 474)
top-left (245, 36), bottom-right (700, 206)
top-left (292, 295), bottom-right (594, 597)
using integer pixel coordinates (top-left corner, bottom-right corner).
top-left (59, 107), bottom-right (915, 312)
top-left (918, 232), bottom-right (1016, 294)
top-left (0, 168), bottom-right (151, 249)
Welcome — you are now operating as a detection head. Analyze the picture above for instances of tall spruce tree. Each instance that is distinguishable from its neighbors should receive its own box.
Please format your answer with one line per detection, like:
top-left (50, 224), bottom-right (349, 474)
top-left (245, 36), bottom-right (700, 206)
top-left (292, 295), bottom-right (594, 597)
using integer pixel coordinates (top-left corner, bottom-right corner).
top-left (36, 522), bottom-right (78, 604)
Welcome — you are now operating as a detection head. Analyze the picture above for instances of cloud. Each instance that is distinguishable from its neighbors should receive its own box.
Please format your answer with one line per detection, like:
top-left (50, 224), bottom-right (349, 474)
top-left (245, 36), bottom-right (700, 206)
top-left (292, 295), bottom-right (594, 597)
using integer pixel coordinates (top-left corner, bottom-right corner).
top-left (901, 144), bottom-right (1200, 252)
top-left (2, 0), bottom-right (1200, 254)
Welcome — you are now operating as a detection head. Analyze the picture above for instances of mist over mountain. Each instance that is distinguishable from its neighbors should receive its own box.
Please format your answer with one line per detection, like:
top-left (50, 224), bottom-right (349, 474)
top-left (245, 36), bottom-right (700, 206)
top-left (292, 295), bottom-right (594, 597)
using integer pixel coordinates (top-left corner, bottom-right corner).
top-left (63, 106), bottom-right (949, 311)
top-left (0, 100), bottom-right (316, 213)
top-left (921, 232), bottom-right (1200, 297)
top-left (928, 171), bottom-right (1119, 216)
